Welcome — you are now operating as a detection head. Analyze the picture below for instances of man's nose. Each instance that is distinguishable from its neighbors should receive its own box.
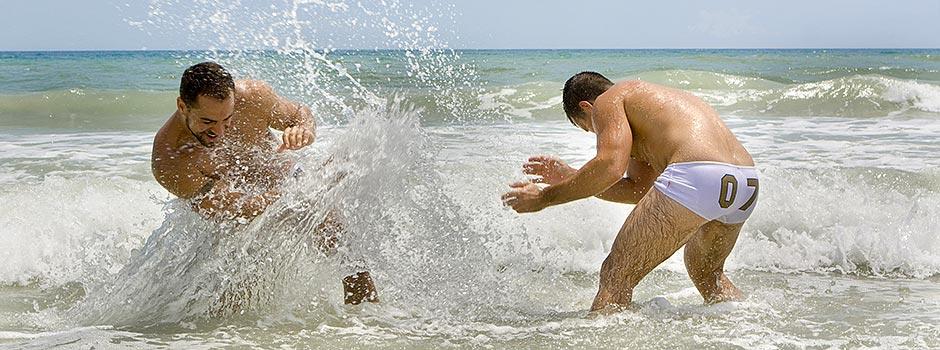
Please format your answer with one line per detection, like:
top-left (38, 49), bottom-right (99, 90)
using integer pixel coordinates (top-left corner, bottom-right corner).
top-left (210, 123), bottom-right (225, 136)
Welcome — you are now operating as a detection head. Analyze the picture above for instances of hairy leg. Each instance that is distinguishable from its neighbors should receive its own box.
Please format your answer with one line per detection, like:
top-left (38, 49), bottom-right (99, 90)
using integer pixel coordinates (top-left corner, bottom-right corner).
top-left (591, 189), bottom-right (707, 312)
top-left (683, 221), bottom-right (744, 303)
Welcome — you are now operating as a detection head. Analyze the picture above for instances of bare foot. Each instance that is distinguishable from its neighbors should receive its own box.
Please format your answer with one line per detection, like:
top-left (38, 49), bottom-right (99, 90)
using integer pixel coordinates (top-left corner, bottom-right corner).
top-left (343, 271), bottom-right (379, 305)
top-left (586, 302), bottom-right (631, 319)
top-left (704, 275), bottom-right (744, 304)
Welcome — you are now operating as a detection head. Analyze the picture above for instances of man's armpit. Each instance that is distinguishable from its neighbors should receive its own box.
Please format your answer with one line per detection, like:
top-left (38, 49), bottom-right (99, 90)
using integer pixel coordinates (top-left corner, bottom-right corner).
top-left (189, 178), bottom-right (219, 214)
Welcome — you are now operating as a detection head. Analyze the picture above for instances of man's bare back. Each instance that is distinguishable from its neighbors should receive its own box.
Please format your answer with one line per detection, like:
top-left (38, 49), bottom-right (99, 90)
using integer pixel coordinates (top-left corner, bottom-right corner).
top-left (580, 79), bottom-right (754, 173)
top-left (150, 62), bottom-right (378, 306)
top-left (503, 72), bottom-right (759, 313)
top-left (623, 81), bottom-right (754, 169)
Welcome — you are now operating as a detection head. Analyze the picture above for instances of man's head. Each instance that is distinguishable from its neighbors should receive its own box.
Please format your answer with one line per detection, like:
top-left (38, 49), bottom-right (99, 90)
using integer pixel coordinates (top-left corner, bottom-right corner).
top-left (562, 71), bottom-right (613, 132)
top-left (177, 62), bottom-right (236, 147)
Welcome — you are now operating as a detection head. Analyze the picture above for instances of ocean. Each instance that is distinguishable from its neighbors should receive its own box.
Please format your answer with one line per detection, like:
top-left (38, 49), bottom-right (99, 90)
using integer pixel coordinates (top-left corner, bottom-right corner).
top-left (1, 47), bottom-right (939, 349)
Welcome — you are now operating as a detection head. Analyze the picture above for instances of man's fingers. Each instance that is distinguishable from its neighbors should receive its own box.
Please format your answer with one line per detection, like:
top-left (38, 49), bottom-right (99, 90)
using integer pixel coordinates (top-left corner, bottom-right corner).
top-left (528, 155), bottom-right (558, 164)
top-left (500, 192), bottom-right (515, 202)
top-left (289, 129), bottom-right (300, 149)
top-left (502, 186), bottom-right (527, 199)
top-left (527, 155), bottom-right (549, 162)
top-left (531, 176), bottom-right (545, 184)
top-left (277, 143), bottom-right (288, 153)
top-left (522, 161), bottom-right (544, 174)
top-left (282, 127), bottom-right (292, 148)
top-left (509, 181), bottom-right (531, 188)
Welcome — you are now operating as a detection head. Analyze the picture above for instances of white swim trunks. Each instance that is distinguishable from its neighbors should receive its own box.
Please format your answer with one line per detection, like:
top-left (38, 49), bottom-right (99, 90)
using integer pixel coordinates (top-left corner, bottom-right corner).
top-left (652, 161), bottom-right (760, 224)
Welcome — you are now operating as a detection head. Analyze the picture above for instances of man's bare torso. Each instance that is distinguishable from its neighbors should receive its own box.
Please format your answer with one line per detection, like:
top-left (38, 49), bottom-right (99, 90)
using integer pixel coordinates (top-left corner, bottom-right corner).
top-left (152, 81), bottom-right (290, 201)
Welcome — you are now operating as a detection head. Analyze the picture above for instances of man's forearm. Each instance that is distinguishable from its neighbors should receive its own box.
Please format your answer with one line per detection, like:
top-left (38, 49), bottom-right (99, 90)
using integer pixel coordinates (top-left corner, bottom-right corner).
top-left (542, 157), bottom-right (623, 207)
top-left (234, 190), bottom-right (281, 219)
top-left (595, 177), bottom-right (649, 204)
top-left (196, 189), bottom-right (281, 221)
top-left (273, 100), bottom-right (316, 133)
top-left (289, 104), bottom-right (317, 141)
top-left (295, 104), bottom-right (315, 127)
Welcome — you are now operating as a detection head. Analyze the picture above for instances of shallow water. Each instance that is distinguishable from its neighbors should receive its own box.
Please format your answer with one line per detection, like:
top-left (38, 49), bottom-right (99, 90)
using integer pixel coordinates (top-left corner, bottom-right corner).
top-left (2, 114), bottom-right (939, 348)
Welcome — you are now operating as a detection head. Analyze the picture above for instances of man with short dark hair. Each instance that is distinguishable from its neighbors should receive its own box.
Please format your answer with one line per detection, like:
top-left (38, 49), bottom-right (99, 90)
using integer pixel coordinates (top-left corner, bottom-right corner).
top-left (502, 72), bottom-right (758, 312)
top-left (151, 61), bottom-right (377, 306)
top-left (152, 62), bottom-right (313, 217)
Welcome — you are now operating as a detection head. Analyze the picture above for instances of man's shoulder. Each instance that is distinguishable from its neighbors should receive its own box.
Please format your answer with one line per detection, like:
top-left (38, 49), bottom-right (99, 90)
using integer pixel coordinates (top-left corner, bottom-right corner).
top-left (151, 144), bottom-right (208, 199)
top-left (596, 80), bottom-right (646, 103)
top-left (235, 79), bottom-right (275, 100)
top-left (609, 80), bottom-right (650, 96)
top-left (152, 115), bottom-right (178, 160)
top-left (602, 80), bottom-right (663, 111)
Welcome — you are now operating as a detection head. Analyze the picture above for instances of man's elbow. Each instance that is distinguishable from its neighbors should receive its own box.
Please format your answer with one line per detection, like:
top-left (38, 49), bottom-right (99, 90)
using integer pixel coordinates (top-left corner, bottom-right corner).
top-left (601, 168), bottom-right (626, 188)
top-left (595, 157), bottom-right (628, 185)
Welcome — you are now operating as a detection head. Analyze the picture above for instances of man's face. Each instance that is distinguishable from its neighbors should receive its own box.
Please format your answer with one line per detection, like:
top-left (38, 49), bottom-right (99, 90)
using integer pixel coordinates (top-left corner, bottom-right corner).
top-left (571, 101), bottom-right (596, 133)
top-left (570, 113), bottom-right (595, 133)
top-left (181, 94), bottom-right (235, 147)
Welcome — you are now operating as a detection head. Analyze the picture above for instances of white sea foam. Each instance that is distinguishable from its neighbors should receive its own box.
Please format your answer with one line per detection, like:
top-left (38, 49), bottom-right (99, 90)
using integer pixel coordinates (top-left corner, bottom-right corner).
top-left (472, 71), bottom-right (940, 119)
top-left (1, 106), bottom-right (938, 350)
top-left (0, 177), bottom-right (165, 286)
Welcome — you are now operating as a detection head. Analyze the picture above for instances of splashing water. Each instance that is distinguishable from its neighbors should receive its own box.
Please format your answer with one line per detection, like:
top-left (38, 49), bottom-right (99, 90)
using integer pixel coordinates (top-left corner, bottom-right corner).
top-left (132, 0), bottom-right (482, 123)
top-left (60, 1), bottom-right (509, 327)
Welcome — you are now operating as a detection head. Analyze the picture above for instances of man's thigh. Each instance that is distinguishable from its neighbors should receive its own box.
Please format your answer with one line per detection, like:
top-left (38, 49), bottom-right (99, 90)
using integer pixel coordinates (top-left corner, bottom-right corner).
top-left (684, 220), bottom-right (743, 272)
top-left (608, 188), bottom-right (707, 276)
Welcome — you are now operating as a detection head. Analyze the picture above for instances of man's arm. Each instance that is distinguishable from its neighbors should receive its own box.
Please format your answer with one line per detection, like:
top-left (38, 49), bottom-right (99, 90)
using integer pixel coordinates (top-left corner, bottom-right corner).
top-left (539, 91), bottom-right (633, 207)
top-left (154, 156), bottom-right (280, 221)
top-left (191, 177), bottom-right (280, 221)
top-left (240, 80), bottom-right (316, 151)
top-left (594, 158), bottom-right (657, 204)
top-left (267, 89), bottom-right (315, 132)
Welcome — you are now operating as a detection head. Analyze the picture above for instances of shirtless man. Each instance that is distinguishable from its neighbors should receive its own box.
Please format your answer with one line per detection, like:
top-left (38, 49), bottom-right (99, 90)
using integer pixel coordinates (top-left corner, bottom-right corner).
top-left (151, 61), bottom-right (377, 305)
top-left (502, 72), bottom-right (758, 312)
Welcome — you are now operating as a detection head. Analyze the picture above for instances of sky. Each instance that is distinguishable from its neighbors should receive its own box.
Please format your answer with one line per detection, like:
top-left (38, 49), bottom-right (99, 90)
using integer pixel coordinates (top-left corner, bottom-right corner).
top-left (1, 0), bottom-right (938, 50)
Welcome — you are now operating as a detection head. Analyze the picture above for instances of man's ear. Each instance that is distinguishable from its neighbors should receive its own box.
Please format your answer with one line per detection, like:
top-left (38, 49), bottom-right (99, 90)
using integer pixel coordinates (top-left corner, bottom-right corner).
top-left (177, 97), bottom-right (188, 114)
top-left (578, 100), bottom-right (593, 116)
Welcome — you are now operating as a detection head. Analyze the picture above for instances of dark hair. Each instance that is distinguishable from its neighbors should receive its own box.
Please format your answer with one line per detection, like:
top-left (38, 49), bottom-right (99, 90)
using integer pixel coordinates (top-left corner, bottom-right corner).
top-left (179, 62), bottom-right (235, 107)
top-left (562, 71), bottom-right (613, 124)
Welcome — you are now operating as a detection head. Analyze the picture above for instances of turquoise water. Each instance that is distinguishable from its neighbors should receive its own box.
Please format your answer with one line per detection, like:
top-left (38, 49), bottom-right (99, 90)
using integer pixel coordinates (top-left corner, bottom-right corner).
top-left (1, 49), bottom-right (938, 130)
top-left (1, 48), bottom-right (939, 349)
top-left (2, 49), bottom-right (939, 91)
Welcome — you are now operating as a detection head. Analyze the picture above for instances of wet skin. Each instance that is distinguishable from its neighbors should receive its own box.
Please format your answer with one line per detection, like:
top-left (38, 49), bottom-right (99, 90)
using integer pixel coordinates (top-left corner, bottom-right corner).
top-left (151, 79), bottom-right (377, 305)
top-left (502, 80), bottom-right (753, 312)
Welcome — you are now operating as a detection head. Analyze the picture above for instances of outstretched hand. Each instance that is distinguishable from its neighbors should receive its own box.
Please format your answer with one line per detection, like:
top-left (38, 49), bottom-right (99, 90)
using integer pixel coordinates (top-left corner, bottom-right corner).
top-left (501, 180), bottom-right (548, 213)
top-left (523, 155), bottom-right (576, 185)
top-left (277, 125), bottom-right (314, 152)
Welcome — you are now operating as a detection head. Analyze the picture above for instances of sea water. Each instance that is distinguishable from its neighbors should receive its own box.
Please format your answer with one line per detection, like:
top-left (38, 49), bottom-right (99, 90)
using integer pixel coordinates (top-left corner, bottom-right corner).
top-left (0, 2), bottom-right (939, 349)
